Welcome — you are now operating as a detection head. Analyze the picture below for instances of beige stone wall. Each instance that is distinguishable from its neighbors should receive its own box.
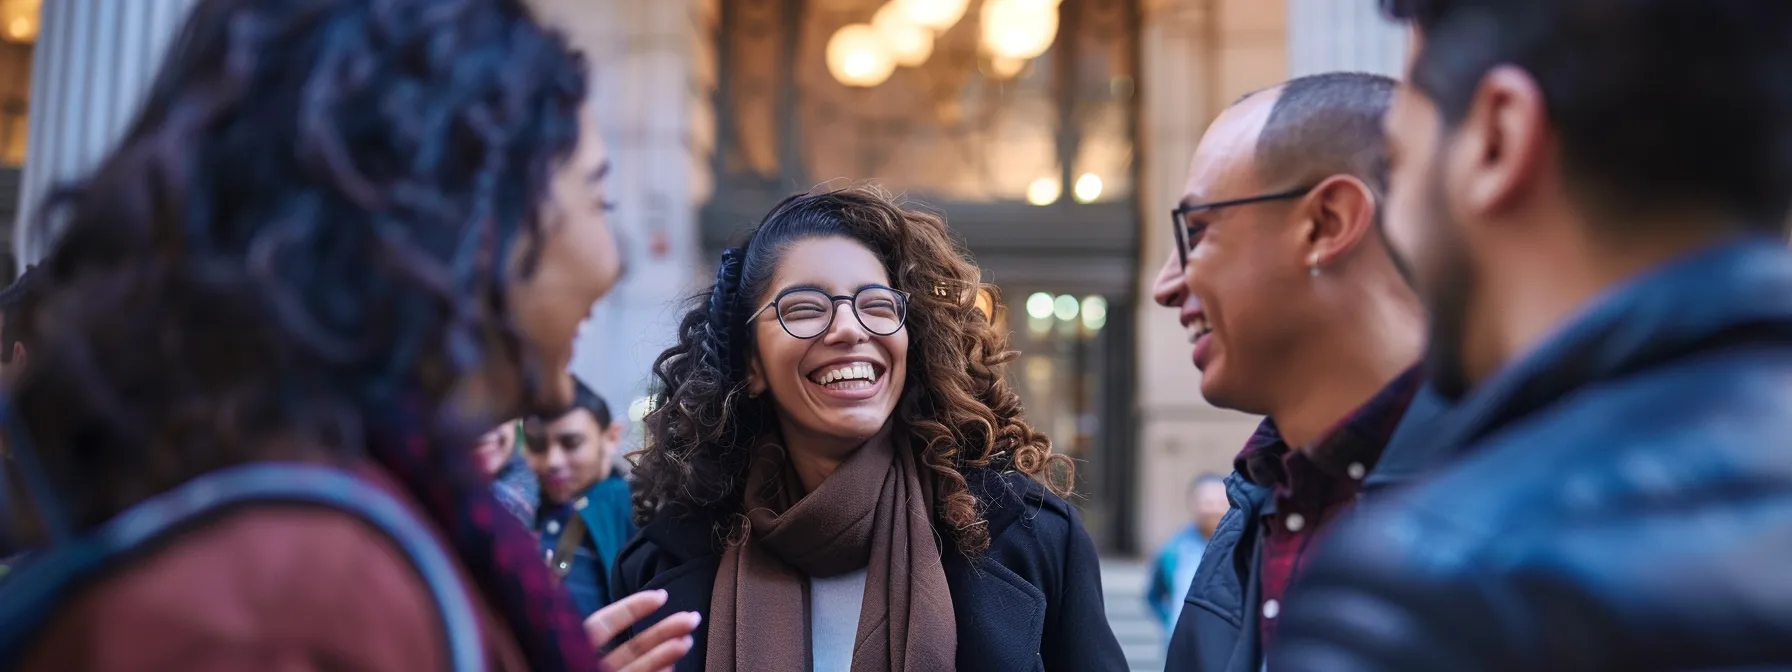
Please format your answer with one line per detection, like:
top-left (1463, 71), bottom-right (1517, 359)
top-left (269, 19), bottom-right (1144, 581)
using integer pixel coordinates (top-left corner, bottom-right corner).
top-left (12, 0), bottom-right (193, 264)
top-left (1287, 0), bottom-right (1407, 78)
top-left (1132, 0), bottom-right (1290, 557)
top-left (527, 0), bottom-right (706, 439)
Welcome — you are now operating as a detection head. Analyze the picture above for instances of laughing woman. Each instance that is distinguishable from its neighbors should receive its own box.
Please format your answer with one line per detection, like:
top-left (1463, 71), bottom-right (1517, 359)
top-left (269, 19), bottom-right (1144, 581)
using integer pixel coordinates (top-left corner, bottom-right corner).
top-left (614, 187), bottom-right (1126, 671)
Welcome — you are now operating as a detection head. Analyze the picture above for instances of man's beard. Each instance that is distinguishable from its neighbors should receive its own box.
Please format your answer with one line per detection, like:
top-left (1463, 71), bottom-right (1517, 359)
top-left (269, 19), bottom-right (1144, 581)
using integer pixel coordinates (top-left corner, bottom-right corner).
top-left (1416, 173), bottom-right (1478, 401)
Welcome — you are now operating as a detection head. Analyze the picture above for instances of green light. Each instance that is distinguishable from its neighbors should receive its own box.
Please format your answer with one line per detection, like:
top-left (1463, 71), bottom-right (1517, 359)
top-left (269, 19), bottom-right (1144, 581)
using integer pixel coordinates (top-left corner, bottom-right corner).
top-left (1026, 292), bottom-right (1055, 319)
top-left (1053, 294), bottom-right (1080, 321)
top-left (1082, 295), bottom-right (1108, 331)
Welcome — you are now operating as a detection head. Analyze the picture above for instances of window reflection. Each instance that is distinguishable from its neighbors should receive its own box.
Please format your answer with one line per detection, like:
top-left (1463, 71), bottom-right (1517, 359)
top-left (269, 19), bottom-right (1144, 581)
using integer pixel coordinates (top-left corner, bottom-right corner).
top-left (1070, 0), bottom-right (1133, 204)
top-left (1, 40), bottom-right (30, 167)
top-left (721, 0), bottom-right (784, 180)
top-left (796, 2), bottom-right (1060, 202)
top-left (718, 0), bottom-right (1136, 205)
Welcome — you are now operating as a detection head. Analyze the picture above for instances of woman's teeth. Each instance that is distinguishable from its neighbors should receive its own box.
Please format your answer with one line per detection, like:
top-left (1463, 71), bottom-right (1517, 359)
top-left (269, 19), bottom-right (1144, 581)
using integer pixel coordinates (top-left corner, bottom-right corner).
top-left (816, 362), bottom-right (879, 389)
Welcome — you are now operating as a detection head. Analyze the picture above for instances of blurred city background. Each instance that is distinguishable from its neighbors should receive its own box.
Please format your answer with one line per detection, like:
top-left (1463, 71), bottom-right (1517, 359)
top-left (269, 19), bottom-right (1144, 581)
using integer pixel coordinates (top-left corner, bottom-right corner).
top-left (0, 0), bottom-right (1403, 668)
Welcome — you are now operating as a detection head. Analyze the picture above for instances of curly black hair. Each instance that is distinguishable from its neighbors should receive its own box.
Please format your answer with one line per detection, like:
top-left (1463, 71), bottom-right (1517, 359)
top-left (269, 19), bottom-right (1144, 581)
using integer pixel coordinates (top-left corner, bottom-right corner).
top-left (633, 186), bottom-right (1073, 557)
top-left (13, 0), bottom-right (586, 530)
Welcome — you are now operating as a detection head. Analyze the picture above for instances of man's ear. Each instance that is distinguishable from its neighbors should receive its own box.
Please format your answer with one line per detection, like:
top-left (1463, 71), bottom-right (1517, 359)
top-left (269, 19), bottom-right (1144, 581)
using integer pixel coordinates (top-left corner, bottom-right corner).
top-left (1454, 65), bottom-right (1551, 220)
top-left (604, 419), bottom-right (626, 445)
top-left (1300, 174), bottom-right (1379, 270)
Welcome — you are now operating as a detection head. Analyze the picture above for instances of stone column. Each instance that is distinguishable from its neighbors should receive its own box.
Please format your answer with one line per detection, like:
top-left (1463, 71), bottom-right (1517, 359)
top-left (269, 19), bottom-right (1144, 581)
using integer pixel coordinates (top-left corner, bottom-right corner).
top-left (1133, 0), bottom-right (1281, 555)
top-left (1286, 0), bottom-right (1406, 78)
top-left (13, 0), bottom-right (193, 265)
top-left (529, 0), bottom-right (703, 431)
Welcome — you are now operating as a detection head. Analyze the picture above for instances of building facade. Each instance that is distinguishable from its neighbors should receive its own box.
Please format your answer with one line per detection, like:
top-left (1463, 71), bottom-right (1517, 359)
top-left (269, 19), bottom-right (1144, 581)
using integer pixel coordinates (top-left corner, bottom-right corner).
top-left (6, 0), bottom-right (1404, 556)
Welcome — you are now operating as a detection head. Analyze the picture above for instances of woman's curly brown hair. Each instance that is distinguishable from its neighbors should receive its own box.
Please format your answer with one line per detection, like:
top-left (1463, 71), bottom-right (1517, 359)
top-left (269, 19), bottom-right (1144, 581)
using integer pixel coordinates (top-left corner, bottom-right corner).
top-left (632, 186), bottom-right (1073, 557)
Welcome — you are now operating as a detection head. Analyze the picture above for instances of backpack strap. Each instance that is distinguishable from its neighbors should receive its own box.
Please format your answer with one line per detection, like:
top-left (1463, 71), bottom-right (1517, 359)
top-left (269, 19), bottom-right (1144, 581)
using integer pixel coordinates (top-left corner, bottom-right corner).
top-left (0, 464), bottom-right (485, 672)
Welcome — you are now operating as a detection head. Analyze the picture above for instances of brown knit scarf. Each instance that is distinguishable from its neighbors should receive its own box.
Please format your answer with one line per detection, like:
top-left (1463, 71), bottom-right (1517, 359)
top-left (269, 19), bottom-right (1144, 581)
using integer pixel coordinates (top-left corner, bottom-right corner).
top-left (705, 423), bottom-right (957, 671)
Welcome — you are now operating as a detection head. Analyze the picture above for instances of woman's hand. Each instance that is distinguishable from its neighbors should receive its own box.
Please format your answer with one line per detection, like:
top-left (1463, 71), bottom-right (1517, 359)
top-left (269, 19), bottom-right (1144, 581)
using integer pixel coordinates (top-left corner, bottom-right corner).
top-left (585, 589), bottom-right (702, 672)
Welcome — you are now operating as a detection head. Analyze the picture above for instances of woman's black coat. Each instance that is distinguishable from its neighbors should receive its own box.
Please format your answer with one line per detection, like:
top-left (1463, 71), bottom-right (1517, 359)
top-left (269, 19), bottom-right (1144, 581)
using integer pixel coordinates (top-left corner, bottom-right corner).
top-left (611, 468), bottom-right (1128, 671)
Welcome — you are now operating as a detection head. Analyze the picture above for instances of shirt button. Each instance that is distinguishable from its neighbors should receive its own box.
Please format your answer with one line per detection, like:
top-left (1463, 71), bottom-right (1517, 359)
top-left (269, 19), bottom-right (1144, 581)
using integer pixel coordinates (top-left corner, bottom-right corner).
top-left (1347, 462), bottom-right (1367, 480)
top-left (1263, 599), bottom-right (1281, 619)
top-left (546, 520), bottom-right (561, 535)
top-left (557, 561), bottom-right (570, 571)
top-left (575, 497), bottom-right (590, 510)
top-left (1285, 513), bottom-right (1306, 532)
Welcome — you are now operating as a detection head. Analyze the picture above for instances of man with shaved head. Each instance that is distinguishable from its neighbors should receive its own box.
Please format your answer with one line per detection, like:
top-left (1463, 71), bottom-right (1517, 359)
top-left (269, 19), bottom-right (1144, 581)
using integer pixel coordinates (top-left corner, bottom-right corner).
top-left (1152, 72), bottom-right (1440, 672)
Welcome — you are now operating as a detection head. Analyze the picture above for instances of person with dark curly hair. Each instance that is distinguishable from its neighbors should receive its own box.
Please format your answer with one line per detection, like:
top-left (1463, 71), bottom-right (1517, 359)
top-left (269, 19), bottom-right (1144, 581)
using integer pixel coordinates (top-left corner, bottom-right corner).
top-left (0, 0), bottom-right (696, 669)
top-left (612, 186), bottom-right (1126, 671)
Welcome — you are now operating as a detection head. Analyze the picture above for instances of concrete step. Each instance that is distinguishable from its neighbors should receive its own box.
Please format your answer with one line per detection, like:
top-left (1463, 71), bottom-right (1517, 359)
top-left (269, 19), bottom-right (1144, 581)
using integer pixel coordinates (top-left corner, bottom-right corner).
top-left (1100, 558), bottom-right (1166, 672)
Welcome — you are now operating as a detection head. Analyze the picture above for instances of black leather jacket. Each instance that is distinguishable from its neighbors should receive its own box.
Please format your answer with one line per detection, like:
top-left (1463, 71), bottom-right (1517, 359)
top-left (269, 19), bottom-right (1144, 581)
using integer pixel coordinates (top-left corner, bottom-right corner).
top-left (1163, 382), bottom-right (1449, 672)
top-left (1272, 237), bottom-right (1792, 671)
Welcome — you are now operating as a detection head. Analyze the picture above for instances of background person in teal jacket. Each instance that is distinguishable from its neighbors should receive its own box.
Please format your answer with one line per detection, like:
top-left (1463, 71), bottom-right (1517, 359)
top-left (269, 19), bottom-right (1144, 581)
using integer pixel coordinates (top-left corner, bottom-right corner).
top-left (524, 380), bottom-right (637, 617)
top-left (1146, 473), bottom-right (1228, 633)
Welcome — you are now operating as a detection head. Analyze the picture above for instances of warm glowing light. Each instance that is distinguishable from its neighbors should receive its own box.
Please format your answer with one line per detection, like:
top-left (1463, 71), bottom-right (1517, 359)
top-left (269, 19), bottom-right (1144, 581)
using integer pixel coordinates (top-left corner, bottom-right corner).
top-left (1053, 294), bottom-right (1080, 322)
top-left (872, 4), bottom-right (934, 67)
top-left (1073, 173), bottom-right (1103, 203)
top-left (1026, 292), bottom-right (1055, 320)
top-left (1081, 295), bottom-right (1108, 331)
top-left (890, 0), bottom-right (971, 32)
top-left (0, 0), bottom-right (38, 44)
top-left (985, 56), bottom-right (1027, 80)
top-left (827, 23), bottom-right (896, 88)
top-left (1026, 176), bottom-right (1061, 206)
top-left (981, 0), bottom-right (1060, 61)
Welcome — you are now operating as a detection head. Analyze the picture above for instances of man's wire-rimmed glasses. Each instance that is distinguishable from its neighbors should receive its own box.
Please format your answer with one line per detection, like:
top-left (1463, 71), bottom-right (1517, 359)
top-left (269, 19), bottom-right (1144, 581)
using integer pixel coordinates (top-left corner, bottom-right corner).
top-left (746, 285), bottom-right (910, 339)
top-left (1170, 186), bottom-right (1316, 270)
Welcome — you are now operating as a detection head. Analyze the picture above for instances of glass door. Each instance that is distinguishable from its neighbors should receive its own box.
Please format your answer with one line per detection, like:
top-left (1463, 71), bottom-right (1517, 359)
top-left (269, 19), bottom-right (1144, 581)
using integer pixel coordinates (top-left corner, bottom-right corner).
top-left (1005, 289), bottom-right (1135, 552)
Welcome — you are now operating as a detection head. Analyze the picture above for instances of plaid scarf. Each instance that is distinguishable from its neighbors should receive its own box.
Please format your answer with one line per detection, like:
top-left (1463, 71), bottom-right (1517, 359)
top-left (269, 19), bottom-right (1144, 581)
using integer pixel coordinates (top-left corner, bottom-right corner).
top-left (368, 401), bottom-right (599, 671)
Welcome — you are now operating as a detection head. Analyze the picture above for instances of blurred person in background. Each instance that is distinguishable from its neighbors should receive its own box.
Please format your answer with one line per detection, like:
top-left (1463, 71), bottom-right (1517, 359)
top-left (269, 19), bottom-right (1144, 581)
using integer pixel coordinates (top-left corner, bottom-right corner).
top-left (1145, 473), bottom-right (1227, 633)
top-left (616, 188), bottom-right (1126, 671)
top-left (1150, 72), bottom-right (1432, 672)
top-left (1274, 1), bottom-right (1792, 669)
top-left (0, 0), bottom-right (698, 669)
top-left (476, 419), bottom-right (539, 525)
top-left (524, 379), bottom-right (636, 619)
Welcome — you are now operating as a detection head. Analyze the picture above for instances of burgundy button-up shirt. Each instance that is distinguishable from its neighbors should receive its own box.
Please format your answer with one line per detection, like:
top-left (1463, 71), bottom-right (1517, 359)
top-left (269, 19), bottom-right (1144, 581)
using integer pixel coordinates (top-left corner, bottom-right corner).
top-left (1235, 366), bottom-right (1423, 650)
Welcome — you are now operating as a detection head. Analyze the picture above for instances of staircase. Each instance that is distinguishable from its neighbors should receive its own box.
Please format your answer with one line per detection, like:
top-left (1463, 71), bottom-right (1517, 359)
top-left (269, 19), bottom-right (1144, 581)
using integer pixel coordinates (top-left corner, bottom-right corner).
top-left (1100, 558), bottom-right (1166, 672)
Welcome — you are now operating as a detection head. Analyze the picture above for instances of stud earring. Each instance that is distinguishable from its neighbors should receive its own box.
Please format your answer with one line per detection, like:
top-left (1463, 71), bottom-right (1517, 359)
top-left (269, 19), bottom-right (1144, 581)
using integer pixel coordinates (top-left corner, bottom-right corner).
top-left (1307, 254), bottom-right (1322, 277)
